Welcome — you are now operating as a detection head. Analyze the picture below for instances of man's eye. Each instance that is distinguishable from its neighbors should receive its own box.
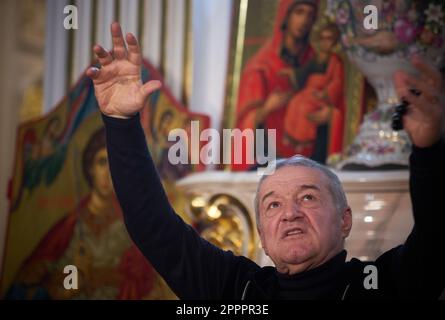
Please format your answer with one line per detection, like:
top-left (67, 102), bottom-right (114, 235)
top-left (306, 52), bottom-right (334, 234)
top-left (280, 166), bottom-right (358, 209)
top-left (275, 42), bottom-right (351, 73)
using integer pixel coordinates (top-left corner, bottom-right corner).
top-left (302, 194), bottom-right (314, 201)
top-left (268, 202), bottom-right (280, 209)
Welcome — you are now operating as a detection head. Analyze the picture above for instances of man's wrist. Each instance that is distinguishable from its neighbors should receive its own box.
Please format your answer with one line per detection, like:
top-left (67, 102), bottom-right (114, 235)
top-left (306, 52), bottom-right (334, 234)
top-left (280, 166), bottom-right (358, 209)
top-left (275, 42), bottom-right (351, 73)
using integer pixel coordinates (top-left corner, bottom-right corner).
top-left (101, 112), bottom-right (140, 128)
top-left (410, 138), bottom-right (444, 169)
top-left (107, 114), bottom-right (132, 119)
top-left (102, 112), bottom-right (136, 120)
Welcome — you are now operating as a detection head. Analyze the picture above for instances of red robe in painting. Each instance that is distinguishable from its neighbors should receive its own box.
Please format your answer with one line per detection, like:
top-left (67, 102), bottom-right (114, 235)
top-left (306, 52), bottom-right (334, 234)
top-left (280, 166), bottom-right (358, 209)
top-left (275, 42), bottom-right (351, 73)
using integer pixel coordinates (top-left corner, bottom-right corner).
top-left (284, 53), bottom-right (345, 155)
top-left (233, 0), bottom-right (345, 170)
top-left (233, 0), bottom-right (315, 171)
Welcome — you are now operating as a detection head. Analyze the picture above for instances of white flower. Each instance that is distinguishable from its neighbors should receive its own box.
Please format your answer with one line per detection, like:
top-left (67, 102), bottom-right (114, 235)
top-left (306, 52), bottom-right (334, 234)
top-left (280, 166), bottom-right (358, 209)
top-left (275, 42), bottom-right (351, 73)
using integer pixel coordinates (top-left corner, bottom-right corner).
top-left (424, 4), bottom-right (444, 24)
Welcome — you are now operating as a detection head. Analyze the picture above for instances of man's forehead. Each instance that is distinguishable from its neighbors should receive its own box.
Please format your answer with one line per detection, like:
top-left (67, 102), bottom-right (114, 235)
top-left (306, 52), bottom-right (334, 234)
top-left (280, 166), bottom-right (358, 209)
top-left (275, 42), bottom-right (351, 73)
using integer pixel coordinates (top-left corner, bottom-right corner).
top-left (259, 166), bottom-right (327, 193)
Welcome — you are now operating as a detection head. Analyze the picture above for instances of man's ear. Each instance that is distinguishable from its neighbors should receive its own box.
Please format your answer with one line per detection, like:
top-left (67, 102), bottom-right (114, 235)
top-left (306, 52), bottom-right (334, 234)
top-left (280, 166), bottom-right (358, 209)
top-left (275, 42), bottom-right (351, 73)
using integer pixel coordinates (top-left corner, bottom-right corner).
top-left (341, 206), bottom-right (352, 239)
top-left (257, 226), bottom-right (269, 256)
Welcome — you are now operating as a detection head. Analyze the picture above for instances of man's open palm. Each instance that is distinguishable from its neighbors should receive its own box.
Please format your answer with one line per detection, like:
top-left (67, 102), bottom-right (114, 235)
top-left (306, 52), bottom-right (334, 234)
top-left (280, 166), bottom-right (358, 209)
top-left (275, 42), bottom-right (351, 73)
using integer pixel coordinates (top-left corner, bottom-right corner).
top-left (86, 22), bottom-right (161, 118)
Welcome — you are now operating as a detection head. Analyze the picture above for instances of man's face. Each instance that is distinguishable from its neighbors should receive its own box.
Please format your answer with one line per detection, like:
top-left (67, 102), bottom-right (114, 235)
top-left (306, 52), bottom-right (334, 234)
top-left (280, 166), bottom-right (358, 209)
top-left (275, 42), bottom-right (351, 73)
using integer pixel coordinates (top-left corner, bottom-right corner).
top-left (90, 148), bottom-right (114, 198)
top-left (257, 166), bottom-right (351, 274)
top-left (286, 4), bottom-right (316, 40)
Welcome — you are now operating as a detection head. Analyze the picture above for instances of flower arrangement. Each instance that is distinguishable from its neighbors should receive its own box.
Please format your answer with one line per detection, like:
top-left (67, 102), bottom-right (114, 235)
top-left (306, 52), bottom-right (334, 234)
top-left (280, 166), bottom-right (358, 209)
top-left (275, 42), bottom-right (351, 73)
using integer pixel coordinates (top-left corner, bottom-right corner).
top-left (325, 0), bottom-right (444, 169)
top-left (328, 0), bottom-right (445, 55)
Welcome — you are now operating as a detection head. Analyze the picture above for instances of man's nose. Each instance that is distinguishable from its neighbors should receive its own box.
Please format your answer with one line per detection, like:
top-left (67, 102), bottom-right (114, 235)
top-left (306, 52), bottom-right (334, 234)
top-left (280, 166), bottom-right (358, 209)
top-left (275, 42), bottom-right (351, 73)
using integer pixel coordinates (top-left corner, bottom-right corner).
top-left (282, 203), bottom-right (304, 221)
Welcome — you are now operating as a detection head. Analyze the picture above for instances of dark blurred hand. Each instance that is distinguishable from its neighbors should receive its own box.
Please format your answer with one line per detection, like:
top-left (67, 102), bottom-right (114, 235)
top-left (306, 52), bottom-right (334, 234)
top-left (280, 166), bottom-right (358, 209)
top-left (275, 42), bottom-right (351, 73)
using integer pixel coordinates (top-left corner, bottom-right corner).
top-left (394, 56), bottom-right (444, 148)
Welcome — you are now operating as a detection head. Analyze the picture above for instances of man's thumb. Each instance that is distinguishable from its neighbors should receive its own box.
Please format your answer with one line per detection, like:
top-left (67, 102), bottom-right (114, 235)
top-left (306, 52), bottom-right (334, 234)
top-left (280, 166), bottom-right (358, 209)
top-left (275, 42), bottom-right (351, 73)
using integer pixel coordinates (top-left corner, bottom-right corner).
top-left (140, 80), bottom-right (162, 100)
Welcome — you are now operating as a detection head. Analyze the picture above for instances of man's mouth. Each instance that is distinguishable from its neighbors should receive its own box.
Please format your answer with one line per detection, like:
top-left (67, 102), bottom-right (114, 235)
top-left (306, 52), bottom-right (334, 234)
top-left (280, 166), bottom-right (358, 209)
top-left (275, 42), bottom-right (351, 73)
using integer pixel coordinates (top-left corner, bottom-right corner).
top-left (284, 228), bottom-right (304, 238)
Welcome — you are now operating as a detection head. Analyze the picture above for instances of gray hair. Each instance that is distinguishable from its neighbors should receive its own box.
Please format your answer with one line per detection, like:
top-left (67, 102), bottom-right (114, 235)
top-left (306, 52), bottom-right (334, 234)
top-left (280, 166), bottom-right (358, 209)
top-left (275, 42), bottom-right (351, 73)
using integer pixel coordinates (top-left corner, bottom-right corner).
top-left (254, 155), bottom-right (348, 229)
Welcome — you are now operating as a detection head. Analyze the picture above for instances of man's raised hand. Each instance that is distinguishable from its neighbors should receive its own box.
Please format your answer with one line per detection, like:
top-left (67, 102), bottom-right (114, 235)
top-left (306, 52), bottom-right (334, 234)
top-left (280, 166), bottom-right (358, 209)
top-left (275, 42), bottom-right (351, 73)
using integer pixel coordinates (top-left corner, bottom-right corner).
top-left (394, 56), bottom-right (444, 148)
top-left (86, 22), bottom-right (161, 119)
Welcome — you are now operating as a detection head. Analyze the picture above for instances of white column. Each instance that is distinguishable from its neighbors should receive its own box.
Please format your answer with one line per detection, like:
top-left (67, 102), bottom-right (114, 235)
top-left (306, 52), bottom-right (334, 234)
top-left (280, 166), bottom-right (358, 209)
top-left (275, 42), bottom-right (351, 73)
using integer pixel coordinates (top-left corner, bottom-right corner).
top-left (43, 0), bottom-right (70, 113)
top-left (119, 0), bottom-right (140, 37)
top-left (142, 0), bottom-right (162, 67)
top-left (164, 0), bottom-right (185, 101)
top-left (191, 0), bottom-right (233, 165)
top-left (72, 0), bottom-right (92, 83)
top-left (96, 0), bottom-right (116, 50)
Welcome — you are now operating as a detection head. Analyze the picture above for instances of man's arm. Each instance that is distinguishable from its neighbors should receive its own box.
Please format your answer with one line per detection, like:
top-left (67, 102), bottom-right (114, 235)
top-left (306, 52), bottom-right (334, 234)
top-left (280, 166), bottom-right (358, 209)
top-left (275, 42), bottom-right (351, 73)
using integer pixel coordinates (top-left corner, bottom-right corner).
top-left (87, 22), bottom-right (259, 299)
top-left (376, 57), bottom-right (445, 298)
top-left (103, 113), bottom-right (258, 299)
top-left (407, 140), bottom-right (445, 293)
top-left (377, 140), bottom-right (445, 298)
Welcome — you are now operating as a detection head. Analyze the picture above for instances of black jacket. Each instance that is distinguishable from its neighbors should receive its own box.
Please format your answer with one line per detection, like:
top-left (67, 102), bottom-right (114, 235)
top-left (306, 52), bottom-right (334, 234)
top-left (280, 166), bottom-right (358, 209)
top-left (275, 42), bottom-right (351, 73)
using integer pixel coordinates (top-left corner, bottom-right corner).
top-left (103, 113), bottom-right (445, 299)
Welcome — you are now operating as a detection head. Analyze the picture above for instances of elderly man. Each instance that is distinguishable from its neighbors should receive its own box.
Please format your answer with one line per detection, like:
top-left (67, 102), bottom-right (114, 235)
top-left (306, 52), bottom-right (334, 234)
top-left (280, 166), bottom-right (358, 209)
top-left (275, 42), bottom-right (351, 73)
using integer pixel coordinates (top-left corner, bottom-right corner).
top-left (87, 22), bottom-right (445, 299)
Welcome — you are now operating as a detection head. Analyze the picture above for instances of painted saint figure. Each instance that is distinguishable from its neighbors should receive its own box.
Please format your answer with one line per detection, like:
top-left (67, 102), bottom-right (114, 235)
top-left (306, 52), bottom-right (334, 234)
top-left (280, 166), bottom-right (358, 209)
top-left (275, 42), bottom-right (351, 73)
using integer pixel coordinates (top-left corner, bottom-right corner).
top-left (234, 0), bottom-right (317, 170)
top-left (6, 127), bottom-right (174, 300)
top-left (283, 22), bottom-right (345, 163)
top-left (234, 0), bottom-right (345, 169)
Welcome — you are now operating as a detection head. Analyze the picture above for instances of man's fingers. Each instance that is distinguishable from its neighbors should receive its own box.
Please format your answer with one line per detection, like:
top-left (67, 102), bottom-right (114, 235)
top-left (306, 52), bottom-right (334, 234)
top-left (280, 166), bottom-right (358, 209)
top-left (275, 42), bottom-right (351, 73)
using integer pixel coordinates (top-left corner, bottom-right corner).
top-left (111, 22), bottom-right (127, 60)
top-left (397, 70), bottom-right (438, 101)
top-left (411, 56), bottom-right (442, 88)
top-left (394, 74), bottom-right (436, 117)
top-left (86, 67), bottom-right (100, 80)
top-left (394, 71), bottom-right (421, 104)
top-left (400, 88), bottom-right (423, 108)
top-left (126, 33), bottom-right (142, 66)
top-left (93, 45), bottom-right (113, 66)
top-left (139, 80), bottom-right (162, 100)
